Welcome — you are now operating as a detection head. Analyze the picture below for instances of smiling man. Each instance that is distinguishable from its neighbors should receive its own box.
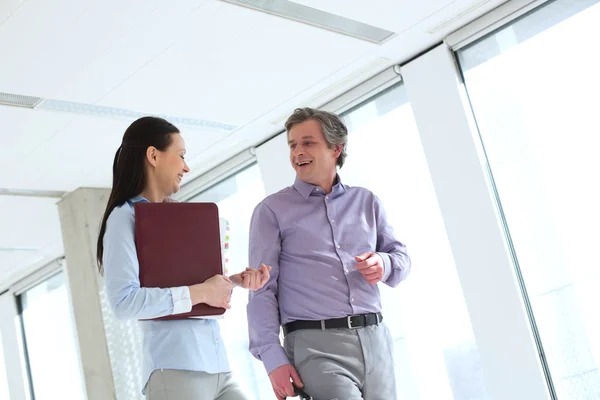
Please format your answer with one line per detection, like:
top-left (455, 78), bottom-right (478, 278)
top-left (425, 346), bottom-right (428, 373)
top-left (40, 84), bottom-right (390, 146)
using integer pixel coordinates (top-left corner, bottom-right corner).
top-left (247, 107), bottom-right (411, 400)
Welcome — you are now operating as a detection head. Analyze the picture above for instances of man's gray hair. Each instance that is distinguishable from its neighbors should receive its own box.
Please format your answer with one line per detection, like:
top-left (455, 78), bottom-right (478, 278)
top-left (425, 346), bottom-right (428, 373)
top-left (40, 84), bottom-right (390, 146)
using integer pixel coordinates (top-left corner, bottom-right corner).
top-left (285, 107), bottom-right (348, 168)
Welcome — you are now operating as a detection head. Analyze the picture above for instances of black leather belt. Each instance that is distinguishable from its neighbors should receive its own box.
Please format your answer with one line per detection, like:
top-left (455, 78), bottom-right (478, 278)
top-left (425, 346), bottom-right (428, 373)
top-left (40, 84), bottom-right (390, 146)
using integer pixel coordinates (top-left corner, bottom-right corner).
top-left (282, 312), bottom-right (383, 336)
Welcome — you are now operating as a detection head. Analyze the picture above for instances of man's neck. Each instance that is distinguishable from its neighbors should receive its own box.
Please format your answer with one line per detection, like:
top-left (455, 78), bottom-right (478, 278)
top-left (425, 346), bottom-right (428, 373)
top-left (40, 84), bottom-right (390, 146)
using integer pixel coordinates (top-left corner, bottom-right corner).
top-left (313, 172), bottom-right (338, 194)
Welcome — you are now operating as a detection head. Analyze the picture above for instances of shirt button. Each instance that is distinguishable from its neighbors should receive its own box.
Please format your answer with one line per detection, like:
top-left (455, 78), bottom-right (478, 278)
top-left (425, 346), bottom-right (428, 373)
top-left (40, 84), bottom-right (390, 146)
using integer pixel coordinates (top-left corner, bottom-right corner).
top-left (331, 219), bottom-right (335, 223)
top-left (345, 268), bottom-right (349, 273)
top-left (215, 339), bottom-right (219, 344)
top-left (325, 196), bottom-right (329, 201)
top-left (336, 244), bottom-right (341, 249)
top-left (351, 298), bottom-right (355, 302)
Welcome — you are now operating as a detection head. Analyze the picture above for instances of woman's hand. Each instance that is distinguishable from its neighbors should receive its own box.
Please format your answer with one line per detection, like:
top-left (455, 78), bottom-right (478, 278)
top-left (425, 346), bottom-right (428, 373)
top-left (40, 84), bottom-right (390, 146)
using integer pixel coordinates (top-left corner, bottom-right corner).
top-left (189, 274), bottom-right (233, 309)
top-left (229, 264), bottom-right (271, 291)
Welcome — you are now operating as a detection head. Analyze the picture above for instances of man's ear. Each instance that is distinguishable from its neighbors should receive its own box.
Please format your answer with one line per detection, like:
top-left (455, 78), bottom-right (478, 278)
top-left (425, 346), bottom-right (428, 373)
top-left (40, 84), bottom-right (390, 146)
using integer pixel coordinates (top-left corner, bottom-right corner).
top-left (146, 146), bottom-right (158, 167)
top-left (333, 144), bottom-right (342, 158)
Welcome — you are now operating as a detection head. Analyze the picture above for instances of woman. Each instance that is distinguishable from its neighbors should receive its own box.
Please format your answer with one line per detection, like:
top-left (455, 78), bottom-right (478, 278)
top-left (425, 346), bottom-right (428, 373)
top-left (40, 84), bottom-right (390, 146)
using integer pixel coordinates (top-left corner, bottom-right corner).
top-left (96, 116), bottom-right (270, 399)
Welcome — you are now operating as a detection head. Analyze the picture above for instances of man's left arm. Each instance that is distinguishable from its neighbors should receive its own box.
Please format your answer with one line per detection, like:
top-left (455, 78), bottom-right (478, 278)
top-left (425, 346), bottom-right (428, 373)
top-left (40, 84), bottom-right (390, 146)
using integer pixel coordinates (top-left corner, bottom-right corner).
top-left (374, 195), bottom-right (411, 287)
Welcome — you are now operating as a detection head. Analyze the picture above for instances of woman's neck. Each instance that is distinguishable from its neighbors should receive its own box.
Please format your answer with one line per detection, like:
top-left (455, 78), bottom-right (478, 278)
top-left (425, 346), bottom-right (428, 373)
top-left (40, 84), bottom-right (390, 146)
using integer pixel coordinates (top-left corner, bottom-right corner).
top-left (139, 181), bottom-right (166, 203)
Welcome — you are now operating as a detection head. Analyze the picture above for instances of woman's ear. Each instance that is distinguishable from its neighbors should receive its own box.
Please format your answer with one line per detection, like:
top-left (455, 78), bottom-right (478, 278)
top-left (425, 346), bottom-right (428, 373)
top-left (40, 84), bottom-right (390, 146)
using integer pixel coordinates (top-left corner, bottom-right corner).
top-left (146, 146), bottom-right (158, 167)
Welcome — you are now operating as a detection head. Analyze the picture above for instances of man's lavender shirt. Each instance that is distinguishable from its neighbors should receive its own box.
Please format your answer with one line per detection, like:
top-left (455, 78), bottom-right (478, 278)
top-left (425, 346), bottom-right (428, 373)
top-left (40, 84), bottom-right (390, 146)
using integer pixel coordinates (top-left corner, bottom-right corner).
top-left (247, 176), bottom-right (411, 374)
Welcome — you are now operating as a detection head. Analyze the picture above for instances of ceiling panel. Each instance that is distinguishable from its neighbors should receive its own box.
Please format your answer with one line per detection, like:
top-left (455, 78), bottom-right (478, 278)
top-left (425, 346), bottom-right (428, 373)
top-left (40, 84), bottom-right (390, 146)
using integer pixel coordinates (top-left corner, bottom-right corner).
top-left (93, 2), bottom-right (374, 125)
top-left (0, 111), bottom-right (123, 191)
top-left (0, 0), bottom-right (172, 97)
top-left (50, 0), bottom-right (215, 105)
top-left (0, 107), bottom-right (74, 172)
top-left (0, 196), bottom-right (61, 251)
top-left (0, 109), bottom-right (226, 192)
top-left (0, 0), bottom-right (24, 27)
top-left (0, 0), bottom-right (89, 96)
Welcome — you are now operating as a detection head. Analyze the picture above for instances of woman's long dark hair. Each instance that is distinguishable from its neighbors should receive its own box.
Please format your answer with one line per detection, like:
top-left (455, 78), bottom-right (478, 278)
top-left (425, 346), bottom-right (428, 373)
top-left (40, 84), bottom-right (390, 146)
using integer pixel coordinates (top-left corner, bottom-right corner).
top-left (96, 116), bottom-right (179, 273)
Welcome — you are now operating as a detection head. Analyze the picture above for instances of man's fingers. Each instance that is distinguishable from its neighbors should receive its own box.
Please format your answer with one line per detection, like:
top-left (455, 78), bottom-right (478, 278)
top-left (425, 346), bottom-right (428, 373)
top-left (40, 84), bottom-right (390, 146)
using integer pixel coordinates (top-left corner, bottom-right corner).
top-left (355, 258), bottom-right (377, 270)
top-left (260, 267), bottom-right (271, 286)
top-left (355, 261), bottom-right (369, 271)
top-left (364, 257), bottom-right (378, 267)
top-left (283, 382), bottom-right (296, 397)
top-left (365, 275), bottom-right (381, 283)
top-left (260, 274), bottom-right (269, 287)
top-left (360, 266), bottom-right (381, 276)
top-left (354, 252), bottom-right (373, 262)
top-left (354, 252), bottom-right (368, 262)
top-left (273, 388), bottom-right (285, 400)
top-left (241, 274), bottom-right (249, 289)
top-left (290, 367), bottom-right (304, 387)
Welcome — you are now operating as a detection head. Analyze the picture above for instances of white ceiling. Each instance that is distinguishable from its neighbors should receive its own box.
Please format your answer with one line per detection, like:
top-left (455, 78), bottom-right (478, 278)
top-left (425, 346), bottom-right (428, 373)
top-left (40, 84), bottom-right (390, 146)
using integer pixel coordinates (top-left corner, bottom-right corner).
top-left (0, 0), bottom-right (507, 286)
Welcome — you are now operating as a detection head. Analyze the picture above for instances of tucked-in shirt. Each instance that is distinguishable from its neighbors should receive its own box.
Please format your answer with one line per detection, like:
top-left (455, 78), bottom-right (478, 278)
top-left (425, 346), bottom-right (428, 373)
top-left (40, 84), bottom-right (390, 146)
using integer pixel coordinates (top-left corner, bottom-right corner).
top-left (103, 195), bottom-right (230, 394)
top-left (247, 176), bottom-right (411, 374)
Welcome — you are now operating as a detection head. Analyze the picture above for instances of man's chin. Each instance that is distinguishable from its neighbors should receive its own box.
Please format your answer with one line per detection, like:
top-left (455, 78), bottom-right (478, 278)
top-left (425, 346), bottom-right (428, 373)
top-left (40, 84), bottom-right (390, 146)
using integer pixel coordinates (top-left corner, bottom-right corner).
top-left (295, 171), bottom-right (308, 181)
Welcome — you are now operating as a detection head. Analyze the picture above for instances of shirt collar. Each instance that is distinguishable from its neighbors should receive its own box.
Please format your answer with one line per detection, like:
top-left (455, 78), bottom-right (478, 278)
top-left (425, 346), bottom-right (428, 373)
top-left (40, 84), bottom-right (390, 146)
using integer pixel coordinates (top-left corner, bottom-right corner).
top-left (293, 174), bottom-right (348, 200)
top-left (130, 195), bottom-right (150, 204)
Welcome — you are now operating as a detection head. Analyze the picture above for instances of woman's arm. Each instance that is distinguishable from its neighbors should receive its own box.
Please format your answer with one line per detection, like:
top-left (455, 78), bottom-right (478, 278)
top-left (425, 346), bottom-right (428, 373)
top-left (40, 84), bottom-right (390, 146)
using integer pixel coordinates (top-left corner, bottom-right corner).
top-left (103, 205), bottom-right (192, 319)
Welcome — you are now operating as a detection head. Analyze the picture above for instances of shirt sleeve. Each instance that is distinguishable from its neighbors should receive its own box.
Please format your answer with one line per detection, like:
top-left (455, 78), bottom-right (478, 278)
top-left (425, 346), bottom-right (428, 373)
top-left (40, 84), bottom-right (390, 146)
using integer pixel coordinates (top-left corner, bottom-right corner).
top-left (103, 205), bottom-right (193, 320)
top-left (246, 202), bottom-right (291, 374)
top-left (170, 286), bottom-right (192, 315)
top-left (373, 195), bottom-right (412, 287)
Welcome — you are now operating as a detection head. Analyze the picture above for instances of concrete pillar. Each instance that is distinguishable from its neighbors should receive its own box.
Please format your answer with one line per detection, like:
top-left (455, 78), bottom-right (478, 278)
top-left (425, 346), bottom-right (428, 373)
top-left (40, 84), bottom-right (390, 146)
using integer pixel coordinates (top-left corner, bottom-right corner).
top-left (58, 188), bottom-right (116, 400)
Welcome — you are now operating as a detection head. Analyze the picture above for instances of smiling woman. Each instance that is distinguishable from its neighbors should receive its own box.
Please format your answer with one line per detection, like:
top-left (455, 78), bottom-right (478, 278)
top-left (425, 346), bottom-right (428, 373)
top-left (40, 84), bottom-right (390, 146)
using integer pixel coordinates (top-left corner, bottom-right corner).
top-left (95, 116), bottom-right (270, 400)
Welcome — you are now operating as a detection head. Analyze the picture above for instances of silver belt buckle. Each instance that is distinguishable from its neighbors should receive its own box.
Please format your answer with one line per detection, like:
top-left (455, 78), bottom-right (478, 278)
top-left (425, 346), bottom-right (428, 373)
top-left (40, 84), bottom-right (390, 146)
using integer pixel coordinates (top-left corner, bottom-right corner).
top-left (347, 316), bottom-right (359, 329)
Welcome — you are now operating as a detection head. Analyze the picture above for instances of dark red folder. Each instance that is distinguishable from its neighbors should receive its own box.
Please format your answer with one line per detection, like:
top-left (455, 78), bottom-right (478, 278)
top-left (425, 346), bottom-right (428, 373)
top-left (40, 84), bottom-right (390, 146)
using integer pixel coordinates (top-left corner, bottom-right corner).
top-left (134, 202), bottom-right (226, 320)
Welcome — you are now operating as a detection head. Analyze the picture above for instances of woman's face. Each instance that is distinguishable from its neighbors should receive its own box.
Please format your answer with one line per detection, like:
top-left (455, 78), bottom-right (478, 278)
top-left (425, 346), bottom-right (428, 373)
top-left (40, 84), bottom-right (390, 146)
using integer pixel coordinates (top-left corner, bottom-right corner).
top-left (152, 133), bottom-right (190, 196)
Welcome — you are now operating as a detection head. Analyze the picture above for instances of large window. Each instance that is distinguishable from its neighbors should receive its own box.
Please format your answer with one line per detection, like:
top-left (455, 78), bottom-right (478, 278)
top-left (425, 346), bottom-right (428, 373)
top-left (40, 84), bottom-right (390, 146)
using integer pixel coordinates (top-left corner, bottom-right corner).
top-left (0, 332), bottom-right (10, 400)
top-left (19, 271), bottom-right (85, 400)
top-left (188, 164), bottom-right (272, 399)
top-left (340, 84), bottom-right (489, 399)
top-left (458, 0), bottom-right (600, 397)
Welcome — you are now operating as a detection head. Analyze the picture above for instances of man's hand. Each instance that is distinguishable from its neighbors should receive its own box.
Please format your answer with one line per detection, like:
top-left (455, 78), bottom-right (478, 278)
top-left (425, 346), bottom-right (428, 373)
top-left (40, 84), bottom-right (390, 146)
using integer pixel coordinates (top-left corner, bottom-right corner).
top-left (229, 264), bottom-right (271, 291)
top-left (354, 252), bottom-right (385, 285)
top-left (269, 364), bottom-right (304, 399)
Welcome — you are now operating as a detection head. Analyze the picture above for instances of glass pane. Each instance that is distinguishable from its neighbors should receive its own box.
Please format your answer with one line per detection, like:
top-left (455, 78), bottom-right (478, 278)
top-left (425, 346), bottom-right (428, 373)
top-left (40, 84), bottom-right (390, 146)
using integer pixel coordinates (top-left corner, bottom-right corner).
top-left (458, 0), bottom-right (600, 398)
top-left (19, 272), bottom-right (85, 400)
top-left (0, 332), bottom-right (10, 400)
top-left (188, 164), bottom-right (272, 399)
top-left (340, 84), bottom-right (489, 399)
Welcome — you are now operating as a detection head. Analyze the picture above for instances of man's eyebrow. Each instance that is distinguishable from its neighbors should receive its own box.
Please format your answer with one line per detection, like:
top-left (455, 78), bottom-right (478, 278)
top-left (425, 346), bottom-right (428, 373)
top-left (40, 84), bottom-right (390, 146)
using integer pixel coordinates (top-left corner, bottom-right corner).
top-left (288, 135), bottom-right (316, 144)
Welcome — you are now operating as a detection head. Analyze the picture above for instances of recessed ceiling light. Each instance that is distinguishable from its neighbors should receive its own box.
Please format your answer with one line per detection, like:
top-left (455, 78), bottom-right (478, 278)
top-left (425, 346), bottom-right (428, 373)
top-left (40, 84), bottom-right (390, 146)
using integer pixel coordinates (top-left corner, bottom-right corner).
top-left (220, 0), bottom-right (395, 43)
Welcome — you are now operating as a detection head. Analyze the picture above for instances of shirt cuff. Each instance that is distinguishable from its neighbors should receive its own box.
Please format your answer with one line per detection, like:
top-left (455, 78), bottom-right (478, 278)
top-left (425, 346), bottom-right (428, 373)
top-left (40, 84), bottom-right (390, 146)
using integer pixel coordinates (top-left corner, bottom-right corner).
top-left (262, 345), bottom-right (292, 375)
top-left (378, 252), bottom-right (392, 283)
top-left (170, 286), bottom-right (192, 315)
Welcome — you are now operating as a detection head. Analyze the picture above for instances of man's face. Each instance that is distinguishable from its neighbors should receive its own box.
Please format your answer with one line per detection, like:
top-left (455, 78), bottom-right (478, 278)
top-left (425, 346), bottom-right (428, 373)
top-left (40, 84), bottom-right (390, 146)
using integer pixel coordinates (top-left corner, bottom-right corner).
top-left (288, 120), bottom-right (339, 186)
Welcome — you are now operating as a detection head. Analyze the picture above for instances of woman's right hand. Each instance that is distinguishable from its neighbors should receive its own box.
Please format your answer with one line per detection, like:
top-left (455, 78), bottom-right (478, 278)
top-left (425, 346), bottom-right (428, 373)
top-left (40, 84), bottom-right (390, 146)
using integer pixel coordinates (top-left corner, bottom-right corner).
top-left (189, 275), bottom-right (233, 309)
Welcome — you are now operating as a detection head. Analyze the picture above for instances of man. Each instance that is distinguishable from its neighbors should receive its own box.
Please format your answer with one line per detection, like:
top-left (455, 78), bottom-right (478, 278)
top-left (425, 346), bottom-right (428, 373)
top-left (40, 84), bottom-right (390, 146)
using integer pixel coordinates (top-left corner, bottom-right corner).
top-left (247, 107), bottom-right (411, 400)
